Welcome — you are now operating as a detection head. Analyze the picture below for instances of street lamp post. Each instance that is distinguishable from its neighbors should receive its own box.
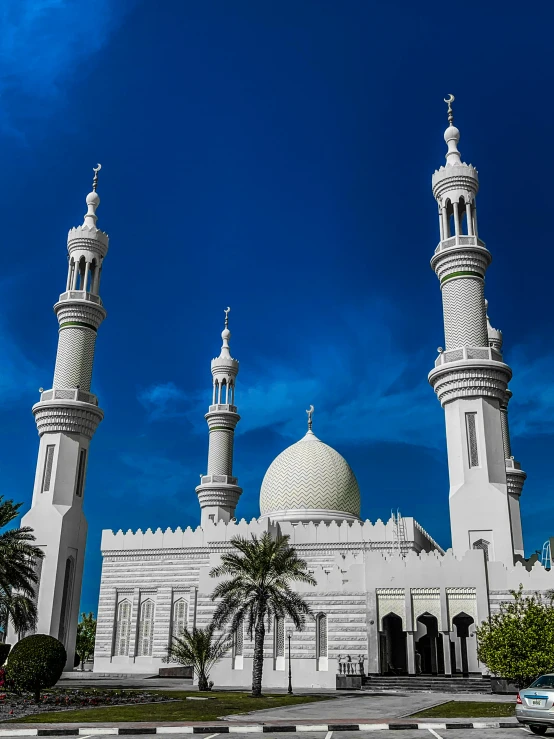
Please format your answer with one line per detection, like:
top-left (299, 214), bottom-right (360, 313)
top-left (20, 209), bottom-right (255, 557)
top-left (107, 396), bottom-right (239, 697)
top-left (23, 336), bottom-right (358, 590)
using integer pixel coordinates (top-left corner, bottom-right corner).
top-left (286, 628), bottom-right (293, 695)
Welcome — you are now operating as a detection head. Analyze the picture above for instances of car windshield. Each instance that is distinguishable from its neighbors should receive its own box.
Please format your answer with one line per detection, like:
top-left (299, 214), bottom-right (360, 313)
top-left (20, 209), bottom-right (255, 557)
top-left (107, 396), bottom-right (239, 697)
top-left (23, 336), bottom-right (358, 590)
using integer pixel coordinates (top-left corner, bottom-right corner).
top-left (529, 676), bottom-right (554, 688)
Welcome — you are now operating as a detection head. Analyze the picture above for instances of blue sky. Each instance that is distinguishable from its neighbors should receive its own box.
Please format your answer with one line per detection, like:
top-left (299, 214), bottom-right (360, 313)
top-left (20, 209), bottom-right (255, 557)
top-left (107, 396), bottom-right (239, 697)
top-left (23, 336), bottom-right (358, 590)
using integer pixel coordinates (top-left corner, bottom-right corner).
top-left (1, 0), bottom-right (554, 614)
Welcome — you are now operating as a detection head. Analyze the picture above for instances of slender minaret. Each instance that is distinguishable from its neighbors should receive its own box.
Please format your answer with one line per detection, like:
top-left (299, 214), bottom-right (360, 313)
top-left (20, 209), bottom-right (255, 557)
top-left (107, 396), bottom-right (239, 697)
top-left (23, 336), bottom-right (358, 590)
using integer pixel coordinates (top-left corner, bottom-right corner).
top-left (428, 97), bottom-right (526, 562)
top-left (20, 165), bottom-right (109, 667)
top-left (196, 308), bottom-right (242, 525)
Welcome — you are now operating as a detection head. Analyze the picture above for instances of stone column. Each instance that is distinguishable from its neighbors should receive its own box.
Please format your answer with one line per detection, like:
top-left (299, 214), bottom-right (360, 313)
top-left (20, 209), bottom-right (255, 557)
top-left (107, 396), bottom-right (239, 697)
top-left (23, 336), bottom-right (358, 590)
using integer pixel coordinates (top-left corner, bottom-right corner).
top-left (442, 633), bottom-right (452, 676)
top-left (406, 632), bottom-right (416, 675)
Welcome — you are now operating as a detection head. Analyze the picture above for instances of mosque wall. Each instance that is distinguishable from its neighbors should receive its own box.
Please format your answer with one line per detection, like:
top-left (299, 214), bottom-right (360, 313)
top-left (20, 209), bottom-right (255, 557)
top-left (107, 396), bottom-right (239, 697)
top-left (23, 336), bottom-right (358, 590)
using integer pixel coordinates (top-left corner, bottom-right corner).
top-left (94, 523), bottom-right (520, 682)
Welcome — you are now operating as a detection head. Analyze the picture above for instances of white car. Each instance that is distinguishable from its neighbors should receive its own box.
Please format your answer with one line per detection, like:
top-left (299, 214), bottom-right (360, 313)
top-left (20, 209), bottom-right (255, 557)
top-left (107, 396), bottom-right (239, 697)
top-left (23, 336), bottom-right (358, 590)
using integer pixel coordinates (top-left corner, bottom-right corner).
top-left (516, 674), bottom-right (554, 734)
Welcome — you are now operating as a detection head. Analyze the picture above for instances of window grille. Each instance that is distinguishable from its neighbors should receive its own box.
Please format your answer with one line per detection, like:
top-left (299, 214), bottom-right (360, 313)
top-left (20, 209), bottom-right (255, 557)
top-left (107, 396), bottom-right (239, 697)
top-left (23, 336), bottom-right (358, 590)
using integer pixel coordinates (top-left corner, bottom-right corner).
top-left (172, 599), bottom-right (188, 642)
top-left (75, 449), bottom-right (87, 497)
top-left (316, 613), bottom-right (327, 658)
top-left (137, 600), bottom-right (155, 657)
top-left (114, 600), bottom-right (131, 656)
top-left (42, 445), bottom-right (55, 492)
top-left (466, 413), bottom-right (479, 467)
top-left (233, 622), bottom-right (243, 657)
top-left (274, 617), bottom-right (284, 657)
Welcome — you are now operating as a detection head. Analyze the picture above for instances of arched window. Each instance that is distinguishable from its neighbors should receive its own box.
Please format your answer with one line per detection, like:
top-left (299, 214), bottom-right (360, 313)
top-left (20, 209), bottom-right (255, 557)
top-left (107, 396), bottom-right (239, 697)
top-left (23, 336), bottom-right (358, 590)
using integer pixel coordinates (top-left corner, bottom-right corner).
top-left (137, 599), bottom-right (155, 657)
top-left (316, 613), bottom-right (327, 659)
top-left (114, 600), bottom-right (131, 656)
top-left (172, 598), bottom-right (188, 643)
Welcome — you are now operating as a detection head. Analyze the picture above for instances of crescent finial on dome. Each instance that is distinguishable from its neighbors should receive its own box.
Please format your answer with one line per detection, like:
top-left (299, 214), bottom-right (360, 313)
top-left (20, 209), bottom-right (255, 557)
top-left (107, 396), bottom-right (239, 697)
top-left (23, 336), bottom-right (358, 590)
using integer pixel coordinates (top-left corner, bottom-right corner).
top-left (306, 404), bottom-right (314, 431)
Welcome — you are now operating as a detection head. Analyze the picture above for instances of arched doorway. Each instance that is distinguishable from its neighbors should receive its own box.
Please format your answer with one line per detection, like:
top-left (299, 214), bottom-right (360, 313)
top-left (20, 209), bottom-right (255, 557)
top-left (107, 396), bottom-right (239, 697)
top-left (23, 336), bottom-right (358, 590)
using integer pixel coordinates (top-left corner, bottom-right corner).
top-left (415, 613), bottom-right (444, 675)
top-left (452, 613), bottom-right (474, 678)
top-left (379, 613), bottom-right (407, 675)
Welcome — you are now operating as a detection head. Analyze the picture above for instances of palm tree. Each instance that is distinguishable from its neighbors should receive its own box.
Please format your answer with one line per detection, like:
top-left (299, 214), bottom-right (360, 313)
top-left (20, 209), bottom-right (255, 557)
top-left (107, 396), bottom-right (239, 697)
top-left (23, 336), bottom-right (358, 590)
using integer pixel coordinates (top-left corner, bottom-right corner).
top-left (165, 624), bottom-right (232, 691)
top-left (0, 496), bottom-right (44, 640)
top-left (0, 590), bottom-right (38, 640)
top-left (210, 532), bottom-right (316, 697)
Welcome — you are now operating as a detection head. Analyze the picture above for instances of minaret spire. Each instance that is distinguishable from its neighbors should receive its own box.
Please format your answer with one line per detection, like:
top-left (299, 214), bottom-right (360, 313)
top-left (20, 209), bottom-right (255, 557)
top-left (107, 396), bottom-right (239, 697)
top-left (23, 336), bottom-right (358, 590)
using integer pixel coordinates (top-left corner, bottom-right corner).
top-left (428, 98), bottom-right (525, 561)
top-left (195, 309), bottom-right (242, 525)
top-left (19, 167), bottom-right (110, 667)
top-left (443, 94), bottom-right (462, 166)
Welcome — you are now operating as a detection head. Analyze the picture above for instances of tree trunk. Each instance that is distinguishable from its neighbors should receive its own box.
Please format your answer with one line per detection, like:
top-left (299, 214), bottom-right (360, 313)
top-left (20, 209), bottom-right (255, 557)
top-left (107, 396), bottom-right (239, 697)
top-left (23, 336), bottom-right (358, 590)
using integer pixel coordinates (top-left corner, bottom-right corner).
top-left (251, 618), bottom-right (266, 697)
top-left (198, 671), bottom-right (209, 691)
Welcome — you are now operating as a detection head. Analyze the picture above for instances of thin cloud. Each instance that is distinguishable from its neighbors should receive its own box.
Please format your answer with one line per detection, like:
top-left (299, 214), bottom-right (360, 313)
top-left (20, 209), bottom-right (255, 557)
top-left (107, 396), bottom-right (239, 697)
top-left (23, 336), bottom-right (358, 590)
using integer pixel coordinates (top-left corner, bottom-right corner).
top-left (0, 0), bottom-right (135, 135)
top-left (508, 343), bottom-right (554, 439)
top-left (138, 301), bottom-right (444, 449)
top-left (137, 381), bottom-right (189, 422)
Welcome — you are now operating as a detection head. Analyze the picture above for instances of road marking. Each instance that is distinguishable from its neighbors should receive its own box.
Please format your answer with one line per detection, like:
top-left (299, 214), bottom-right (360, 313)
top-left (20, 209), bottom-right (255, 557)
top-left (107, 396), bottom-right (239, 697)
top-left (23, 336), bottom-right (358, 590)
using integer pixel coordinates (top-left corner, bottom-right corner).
top-left (520, 729), bottom-right (533, 734)
top-left (203, 734), bottom-right (220, 739)
top-left (427, 730), bottom-right (444, 739)
top-left (325, 732), bottom-right (333, 739)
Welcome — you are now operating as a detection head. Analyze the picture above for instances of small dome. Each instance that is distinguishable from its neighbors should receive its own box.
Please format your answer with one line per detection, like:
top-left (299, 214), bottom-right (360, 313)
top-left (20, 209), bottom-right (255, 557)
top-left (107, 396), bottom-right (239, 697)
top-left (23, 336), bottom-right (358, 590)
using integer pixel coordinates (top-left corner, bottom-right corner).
top-left (86, 191), bottom-right (100, 207)
top-left (444, 125), bottom-right (460, 144)
top-left (259, 430), bottom-right (361, 523)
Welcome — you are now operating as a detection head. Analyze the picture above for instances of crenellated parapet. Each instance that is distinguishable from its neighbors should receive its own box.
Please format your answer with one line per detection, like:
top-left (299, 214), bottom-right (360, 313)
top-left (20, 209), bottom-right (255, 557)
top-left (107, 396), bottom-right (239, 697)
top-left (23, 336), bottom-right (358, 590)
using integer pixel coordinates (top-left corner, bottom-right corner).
top-left (101, 516), bottom-right (277, 552)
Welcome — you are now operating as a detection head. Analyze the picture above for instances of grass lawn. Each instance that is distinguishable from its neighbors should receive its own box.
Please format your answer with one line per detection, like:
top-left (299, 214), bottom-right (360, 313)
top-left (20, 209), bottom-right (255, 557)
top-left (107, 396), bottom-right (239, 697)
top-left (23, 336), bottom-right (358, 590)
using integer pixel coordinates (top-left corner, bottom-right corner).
top-left (12, 691), bottom-right (332, 723)
top-left (412, 700), bottom-right (516, 719)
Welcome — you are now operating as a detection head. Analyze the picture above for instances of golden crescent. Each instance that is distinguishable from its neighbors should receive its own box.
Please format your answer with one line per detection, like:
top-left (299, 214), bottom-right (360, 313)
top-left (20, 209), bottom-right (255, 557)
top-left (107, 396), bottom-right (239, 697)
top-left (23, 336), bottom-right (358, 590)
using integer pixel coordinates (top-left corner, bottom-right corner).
top-left (444, 94), bottom-right (455, 104)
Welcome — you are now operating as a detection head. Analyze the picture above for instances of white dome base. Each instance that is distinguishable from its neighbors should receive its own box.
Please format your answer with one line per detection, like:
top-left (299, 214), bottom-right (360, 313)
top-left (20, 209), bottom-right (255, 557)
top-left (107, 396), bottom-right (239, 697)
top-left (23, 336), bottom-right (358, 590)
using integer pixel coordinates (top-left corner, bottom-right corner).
top-left (259, 508), bottom-right (361, 524)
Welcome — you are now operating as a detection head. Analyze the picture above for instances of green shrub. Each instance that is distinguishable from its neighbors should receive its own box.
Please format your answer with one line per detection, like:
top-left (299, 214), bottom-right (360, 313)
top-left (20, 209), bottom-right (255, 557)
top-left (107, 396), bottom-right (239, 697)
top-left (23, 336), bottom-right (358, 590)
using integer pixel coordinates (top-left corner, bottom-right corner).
top-left (74, 651), bottom-right (80, 668)
top-left (5, 634), bottom-right (66, 701)
top-left (0, 643), bottom-right (10, 666)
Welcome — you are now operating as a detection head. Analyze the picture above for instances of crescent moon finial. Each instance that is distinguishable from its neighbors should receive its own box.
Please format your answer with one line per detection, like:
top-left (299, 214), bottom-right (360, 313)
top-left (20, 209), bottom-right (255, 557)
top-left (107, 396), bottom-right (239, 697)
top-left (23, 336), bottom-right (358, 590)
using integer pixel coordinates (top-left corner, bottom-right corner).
top-left (443, 94), bottom-right (455, 125)
top-left (224, 306), bottom-right (231, 328)
top-left (306, 404), bottom-right (314, 431)
top-left (92, 163), bottom-right (102, 192)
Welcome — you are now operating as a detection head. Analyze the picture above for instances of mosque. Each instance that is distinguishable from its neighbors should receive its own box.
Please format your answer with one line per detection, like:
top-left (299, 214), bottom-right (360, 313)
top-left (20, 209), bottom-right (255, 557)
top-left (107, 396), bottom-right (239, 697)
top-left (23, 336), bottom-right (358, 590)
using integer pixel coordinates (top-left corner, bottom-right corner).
top-left (19, 100), bottom-right (554, 687)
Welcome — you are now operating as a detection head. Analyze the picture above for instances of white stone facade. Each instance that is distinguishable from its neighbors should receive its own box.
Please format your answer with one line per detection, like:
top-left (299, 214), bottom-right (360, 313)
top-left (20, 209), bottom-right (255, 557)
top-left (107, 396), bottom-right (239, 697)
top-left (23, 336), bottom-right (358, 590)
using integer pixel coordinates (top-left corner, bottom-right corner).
top-left (91, 103), bottom-right (554, 686)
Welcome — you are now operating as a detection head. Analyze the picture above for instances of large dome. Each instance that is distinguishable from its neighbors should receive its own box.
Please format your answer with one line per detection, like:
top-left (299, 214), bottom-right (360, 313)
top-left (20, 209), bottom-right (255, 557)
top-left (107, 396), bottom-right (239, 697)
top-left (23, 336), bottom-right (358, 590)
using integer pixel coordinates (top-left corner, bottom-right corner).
top-left (259, 430), bottom-right (361, 523)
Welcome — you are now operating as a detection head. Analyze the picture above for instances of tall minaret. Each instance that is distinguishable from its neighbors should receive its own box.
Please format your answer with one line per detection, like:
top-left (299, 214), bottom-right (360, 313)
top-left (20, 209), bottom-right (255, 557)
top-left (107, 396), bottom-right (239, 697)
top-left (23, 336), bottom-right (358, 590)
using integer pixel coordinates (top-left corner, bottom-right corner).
top-left (20, 165), bottom-right (109, 667)
top-left (428, 97), bottom-right (526, 562)
top-left (196, 308), bottom-right (242, 526)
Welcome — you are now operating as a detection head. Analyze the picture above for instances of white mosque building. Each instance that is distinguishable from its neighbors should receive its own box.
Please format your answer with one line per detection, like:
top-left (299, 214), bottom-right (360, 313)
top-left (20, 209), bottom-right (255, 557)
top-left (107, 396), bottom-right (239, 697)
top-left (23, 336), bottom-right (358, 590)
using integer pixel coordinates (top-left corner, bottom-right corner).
top-left (20, 101), bottom-right (554, 687)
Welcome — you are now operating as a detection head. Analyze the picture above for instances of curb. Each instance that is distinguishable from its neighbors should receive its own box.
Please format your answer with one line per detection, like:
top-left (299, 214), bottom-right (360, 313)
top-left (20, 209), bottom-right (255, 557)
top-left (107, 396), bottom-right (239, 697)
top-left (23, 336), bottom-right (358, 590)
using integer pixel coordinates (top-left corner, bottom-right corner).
top-left (0, 722), bottom-right (521, 735)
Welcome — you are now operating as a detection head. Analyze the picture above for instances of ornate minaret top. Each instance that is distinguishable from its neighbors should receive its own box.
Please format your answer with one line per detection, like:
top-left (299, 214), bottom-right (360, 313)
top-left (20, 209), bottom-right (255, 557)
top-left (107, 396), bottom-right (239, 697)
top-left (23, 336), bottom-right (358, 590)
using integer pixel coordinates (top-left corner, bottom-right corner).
top-left (196, 309), bottom-right (242, 525)
top-left (211, 307), bottom-right (239, 401)
top-left (442, 94), bottom-right (462, 166)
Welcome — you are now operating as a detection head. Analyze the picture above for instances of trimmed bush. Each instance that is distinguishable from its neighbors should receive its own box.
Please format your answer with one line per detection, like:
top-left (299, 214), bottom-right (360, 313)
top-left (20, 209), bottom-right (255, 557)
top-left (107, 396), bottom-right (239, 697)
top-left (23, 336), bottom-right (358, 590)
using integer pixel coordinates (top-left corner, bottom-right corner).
top-left (0, 644), bottom-right (11, 666)
top-left (74, 651), bottom-right (80, 668)
top-left (5, 634), bottom-right (66, 701)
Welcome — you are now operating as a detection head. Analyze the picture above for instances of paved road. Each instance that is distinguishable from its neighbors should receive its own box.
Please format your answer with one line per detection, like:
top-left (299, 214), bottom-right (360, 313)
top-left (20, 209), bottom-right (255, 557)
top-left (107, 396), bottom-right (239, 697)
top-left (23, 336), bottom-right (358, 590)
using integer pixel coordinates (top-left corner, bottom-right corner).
top-left (70, 730), bottom-right (536, 739)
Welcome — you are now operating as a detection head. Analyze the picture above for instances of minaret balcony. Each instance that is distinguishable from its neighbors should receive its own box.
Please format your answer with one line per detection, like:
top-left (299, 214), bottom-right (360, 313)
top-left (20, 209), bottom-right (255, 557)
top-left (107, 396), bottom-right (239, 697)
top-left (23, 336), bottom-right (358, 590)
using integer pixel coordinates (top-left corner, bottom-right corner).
top-left (58, 290), bottom-right (103, 306)
top-left (208, 403), bottom-right (237, 413)
top-left (434, 345), bottom-right (503, 367)
top-left (39, 388), bottom-right (99, 406)
top-left (434, 235), bottom-right (486, 255)
top-left (199, 474), bottom-right (238, 486)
